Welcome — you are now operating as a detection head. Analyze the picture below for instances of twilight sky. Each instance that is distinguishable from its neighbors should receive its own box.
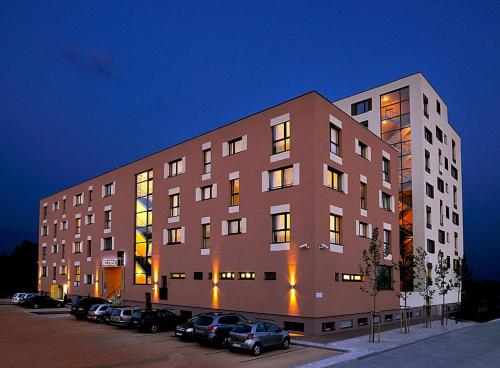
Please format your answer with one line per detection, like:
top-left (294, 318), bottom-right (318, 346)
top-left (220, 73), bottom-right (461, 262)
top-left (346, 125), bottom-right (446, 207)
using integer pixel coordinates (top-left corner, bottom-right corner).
top-left (0, 1), bottom-right (499, 280)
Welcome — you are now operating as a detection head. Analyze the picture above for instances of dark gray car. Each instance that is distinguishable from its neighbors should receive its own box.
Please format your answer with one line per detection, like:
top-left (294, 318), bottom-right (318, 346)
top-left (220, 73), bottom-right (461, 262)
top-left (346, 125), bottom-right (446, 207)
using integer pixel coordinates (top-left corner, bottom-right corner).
top-left (227, 322), bottom-right (290, 356)
top-left (193, 312), bottom-right (247, 346)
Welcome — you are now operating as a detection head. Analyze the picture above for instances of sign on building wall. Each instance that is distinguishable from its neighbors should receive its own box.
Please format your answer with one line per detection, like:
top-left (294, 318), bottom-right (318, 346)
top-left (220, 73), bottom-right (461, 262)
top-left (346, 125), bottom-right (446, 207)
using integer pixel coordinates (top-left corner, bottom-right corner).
top-left (102, 258), bottom-right (119, 267)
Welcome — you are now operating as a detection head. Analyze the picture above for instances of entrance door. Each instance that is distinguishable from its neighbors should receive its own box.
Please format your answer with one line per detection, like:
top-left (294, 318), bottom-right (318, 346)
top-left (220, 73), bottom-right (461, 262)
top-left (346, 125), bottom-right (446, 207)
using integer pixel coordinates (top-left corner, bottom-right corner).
top-left (102, 267), bottom-right (122, 300)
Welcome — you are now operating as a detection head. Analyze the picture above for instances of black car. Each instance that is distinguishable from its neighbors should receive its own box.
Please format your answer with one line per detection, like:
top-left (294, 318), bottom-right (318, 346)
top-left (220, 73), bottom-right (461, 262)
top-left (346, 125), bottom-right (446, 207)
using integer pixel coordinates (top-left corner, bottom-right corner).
top-left (136, 309), bottom-right (186, 333)
top-left (194, 312), bottom-right (248, 346)
top-left (70, 297), bottom-right (108, 320)
top-left (22, 295), bottom-right (63, 309)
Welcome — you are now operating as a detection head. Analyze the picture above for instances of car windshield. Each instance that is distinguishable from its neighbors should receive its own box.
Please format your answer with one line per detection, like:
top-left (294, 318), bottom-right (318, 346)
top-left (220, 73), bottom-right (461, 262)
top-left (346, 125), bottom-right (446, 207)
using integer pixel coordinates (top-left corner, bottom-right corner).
top-left (232, 324), bottom-right (252, 333)
top-left (89, 305), bottom-right (99, 311)
top-left (196, 316), bottom-right (214, 326)
top-left (112, 309), bottom-right (122, 316)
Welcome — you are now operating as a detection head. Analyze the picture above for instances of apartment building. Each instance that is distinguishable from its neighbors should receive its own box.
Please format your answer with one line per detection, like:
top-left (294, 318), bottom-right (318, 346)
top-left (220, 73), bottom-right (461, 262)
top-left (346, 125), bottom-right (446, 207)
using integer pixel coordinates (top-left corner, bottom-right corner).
top-left (335, 73), bottom-right (463, 309)
top-left (38, 91), bottom-right (401, 335)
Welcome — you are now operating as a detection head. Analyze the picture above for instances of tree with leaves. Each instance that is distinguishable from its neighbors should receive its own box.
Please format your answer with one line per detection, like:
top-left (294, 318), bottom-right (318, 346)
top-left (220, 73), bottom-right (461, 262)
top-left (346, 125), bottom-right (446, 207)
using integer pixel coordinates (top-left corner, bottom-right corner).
top-left (435, 250), bottom-right (454, 326)
top-left (414, 247), bottom-right (435, 327)
top-left (359, 227), bottom-right (384, 342)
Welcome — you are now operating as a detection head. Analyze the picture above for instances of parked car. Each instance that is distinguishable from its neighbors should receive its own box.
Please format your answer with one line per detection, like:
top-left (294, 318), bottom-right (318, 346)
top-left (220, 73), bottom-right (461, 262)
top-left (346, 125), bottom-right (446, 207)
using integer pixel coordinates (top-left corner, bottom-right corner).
top-left (228, 322), bottom-right (290, 356)
top-left (87, 304), bottom-right (111, 323)
top-left (21, 295), bottom-right (63, 309)
top-left (136, 309), bottom-right (186, 333)
top-left (175, 315), bottom-right (202, 340)
top-left (70, 297), bottom-right (108, 320)
top-left (12, 293), bottom-right (28, 304)
top-left (103, 305), bottom-right (123, 324)
top-left (110, 307), bottom-right (141, 327)
top-left (194, 312), bottom-right (248, 346)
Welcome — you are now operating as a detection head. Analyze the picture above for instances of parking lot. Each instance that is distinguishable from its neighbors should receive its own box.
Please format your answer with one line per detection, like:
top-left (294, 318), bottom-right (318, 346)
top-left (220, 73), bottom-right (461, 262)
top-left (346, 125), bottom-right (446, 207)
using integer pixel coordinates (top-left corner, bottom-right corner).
top-left (0, 302), bottom-right (337, 368)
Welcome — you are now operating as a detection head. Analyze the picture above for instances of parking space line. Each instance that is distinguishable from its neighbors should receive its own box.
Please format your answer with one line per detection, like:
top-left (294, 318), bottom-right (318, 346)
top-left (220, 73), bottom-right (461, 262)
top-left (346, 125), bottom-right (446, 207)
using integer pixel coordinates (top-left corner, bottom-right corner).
top-left (239, 347), bottom-right (308, 363)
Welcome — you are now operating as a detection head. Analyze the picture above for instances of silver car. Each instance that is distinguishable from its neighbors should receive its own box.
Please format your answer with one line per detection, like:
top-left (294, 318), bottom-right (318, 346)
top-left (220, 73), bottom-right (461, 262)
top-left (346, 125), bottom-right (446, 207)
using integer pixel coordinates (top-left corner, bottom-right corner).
top-left (109, 307), bottom-right (140, 327)
top-left (228, 322), bottom-right (290, 356)
top-left (87, 304), bottom-right (111, 323)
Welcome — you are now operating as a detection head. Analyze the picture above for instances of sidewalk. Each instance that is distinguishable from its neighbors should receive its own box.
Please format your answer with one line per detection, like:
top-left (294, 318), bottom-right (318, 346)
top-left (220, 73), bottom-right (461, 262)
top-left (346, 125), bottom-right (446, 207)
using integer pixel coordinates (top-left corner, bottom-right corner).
top-left (294, 320), bottom-right (475, 367)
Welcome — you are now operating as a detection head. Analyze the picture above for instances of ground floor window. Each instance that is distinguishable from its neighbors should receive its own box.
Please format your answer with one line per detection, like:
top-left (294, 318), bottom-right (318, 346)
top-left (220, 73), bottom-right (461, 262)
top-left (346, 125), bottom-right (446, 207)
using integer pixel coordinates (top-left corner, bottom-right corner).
top-left (283, 321), bottom-right (304, 332)
top-left (322, 321), bottom-right (335, 332)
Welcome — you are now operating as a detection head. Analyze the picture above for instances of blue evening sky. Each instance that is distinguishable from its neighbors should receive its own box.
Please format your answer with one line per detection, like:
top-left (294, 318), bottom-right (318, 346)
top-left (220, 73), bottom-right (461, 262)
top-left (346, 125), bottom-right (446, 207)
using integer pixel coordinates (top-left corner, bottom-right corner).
top-left (0, 1), bottom-right (499, 280)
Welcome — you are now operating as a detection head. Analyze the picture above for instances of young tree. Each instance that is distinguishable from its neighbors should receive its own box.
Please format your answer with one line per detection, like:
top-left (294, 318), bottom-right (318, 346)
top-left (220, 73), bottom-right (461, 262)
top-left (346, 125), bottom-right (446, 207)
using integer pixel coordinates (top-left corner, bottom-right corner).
top-left (414, 247), bottom-right (435, 327)
top-left (435, 251), bottom-right (454, 326)
top-left (359, 227), bottom-right (384, 342)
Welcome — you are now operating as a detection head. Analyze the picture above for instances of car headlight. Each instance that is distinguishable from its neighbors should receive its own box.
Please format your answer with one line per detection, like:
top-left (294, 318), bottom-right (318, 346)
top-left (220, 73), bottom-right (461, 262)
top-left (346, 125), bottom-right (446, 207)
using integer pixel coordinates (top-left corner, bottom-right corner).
top-left (186, 328), bottom-right (193, 333)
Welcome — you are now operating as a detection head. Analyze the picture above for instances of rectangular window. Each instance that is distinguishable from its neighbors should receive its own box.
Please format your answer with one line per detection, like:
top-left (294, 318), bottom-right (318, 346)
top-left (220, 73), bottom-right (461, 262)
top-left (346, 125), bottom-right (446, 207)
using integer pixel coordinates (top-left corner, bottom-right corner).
top-left (351, 98), bottom-right (372, 116)
top-left (59, 265), bottom-right (67, 275)
top-left (426, 206), bottom-right (432, 229)
top-left (238, 272), bottom-right (256, 280)
top-left (220, 272), bottom-right (235, 280)
top-left (376, 265), bottom-right (392, 290)
top-left (360, 120), bottom-right (369, 128)
top-left (438, 149), bottom-right (443, 174)
top-left (51, 244), bottom-right (58, 254)
top-left (264, 272), bottom-right (276, 280)
top-left (53, 201), bottom-right (59, 211)
top-left (104, 183), bottom-right (114, 197)
top-left (283, 321), bottom-right (305, 332)
top-left (342, 274), bottom-right (363, 282)
top-left (330, 124), bottom-right (341, 155)
top-left (382, 192), bottom-right (392, 211)
top-left (41, 226), bottom-right (48, 236)
top-left (272, 213), bottom-right (290, 243)
top-left (169, 193), bottom-right (180, 217)
top-left (269, 166), bottom-right (293, 190)
top-left (41, 266), bottom-right (47, 277)
top-left (104, 210), bottom-right (112, 229)
top-left (382, 157), bottom-right (390, 182)
top-left (42, 246), bottom-right (46, 260)
top-left (383, 229), bottom-right (391, 256)
top-left (168, 228), bottom-right (182, 244)
top-left (322, 321), bottom-right (335, 332)
top-left (329, 214), bottom-right (341, 245)
top-left (75, 266), bottom-right (81, 284)
top-left (425, 150), bottom-right (431, 173)
top-left (452, 139), bottom-right (456, 162)
top-left (169, 158), bottom-right (184, 177)
top-left (87, 239), bottom-right (92, 258)
top-left (42, 205), bottom-right (47, 220)
top-left (358, 222), bottom-right (368, 238)
top-left (61, 244), bottom-right (65, 259)
top-left (426, 183), bottom-right (434, 198)
top-left (436, 127), bottom-right (443, 143)
top-left (425, 127), bottom-right (433, 144)
top-left (202, 223), bottom-right (210, 249)
top-left (451, 166), bottom-right (458, 180)
top-left (228, 219), bottom-right (242, 235)
top-left (327, 167), bottom-right (343, 192)
top-left (73, 241), bottom-right (82, 254)
top-left (201, 185), bottom-right (213, 200)
top-left (88, 189), bottom-right (93, 206)
top-left (437, 178), bottom-right (444, 193)
top-left (358, 317), bottom-right (368, 326)
top-left (63, 199), bottom-right (66, 212)
top-left (194, 272), bottom-right (203, 280)
top-left (436, 100), bottom-right (441, 115)
top-left (360, 182), bottom-right (367, 209)
top-left (86, 214), bottom-right (95, 225)
top-left (75, 217), bottom-right (81, 234)
top-left (52, 266), bottom-right (56, 280)
top-left (423, 94), bottom-right (429, 118)
top-left (103, 237), bottom-right (113, 251)
top-left (203, 148), bottom-right (211, 174)
top-left (228, 137), bottom-right (243, 155)
top-left (453, 185), bottom-right (458, 208)
top-left (438, 230), bottom-right (446, 244)
top-left (272, 120), bottom-right (290, 154)
top-left (358, 141), bottom-right (368, 159)
top-left (452, 212), bottom-right (460, 225)
top-left (170, 272), bottom-right (186, 279)
top-left (74, 193), bottom-right (83, 206)
top-left (427, 239), bottom-right (436, 253)
top-left (230, 178), bottom-right (240, 206)
top-left (85, 274), bottom-right (92, 284)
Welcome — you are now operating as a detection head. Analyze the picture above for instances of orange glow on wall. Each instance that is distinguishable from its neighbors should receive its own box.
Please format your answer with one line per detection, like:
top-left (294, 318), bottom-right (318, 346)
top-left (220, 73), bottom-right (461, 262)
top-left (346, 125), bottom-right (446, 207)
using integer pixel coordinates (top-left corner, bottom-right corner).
top-left (287, 251), bottom-right (299, 315)
top-left (211, 257), bottom-right (219, 308)
top-left (152, 258), bottom-right (159, 301)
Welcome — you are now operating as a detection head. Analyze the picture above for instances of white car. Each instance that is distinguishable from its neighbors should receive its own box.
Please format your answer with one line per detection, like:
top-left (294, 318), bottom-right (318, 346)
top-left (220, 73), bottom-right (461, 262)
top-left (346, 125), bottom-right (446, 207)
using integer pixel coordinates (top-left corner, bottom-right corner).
top-left (12, 293), bottom-right (26, 303)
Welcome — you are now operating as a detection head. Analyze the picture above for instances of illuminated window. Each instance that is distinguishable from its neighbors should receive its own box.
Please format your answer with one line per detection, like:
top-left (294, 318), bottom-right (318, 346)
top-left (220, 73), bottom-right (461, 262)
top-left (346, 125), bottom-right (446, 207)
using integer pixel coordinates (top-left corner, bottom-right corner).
top-left (169, 158), bottom-right (184, 177)
top-left (272, 213), bottom-right (290, 243)
top-left (329, 214), bottom-right (341, 245)
top-left (75, 266), bottom-right (81, 284)
top-left (382, 157), bottom-right (390, 182)
top-left (220, 272), bottom-right (235, 280)
top-left (201, 185), bottom-right (213, 200)
top-left (330, 124), bottom-right (341, 155)
top-left (104, 210), bottom-right (112, 229)
top-left (239, 272), bottom-right (256, 280)
top-left (202, 223), bottom-right (210, 249)
top-left (228, 137), bottom-right (244, 155)
top-left (272, 120), bottom-right (290, 154)
top-left (167, 228), bottom-right (182, 244)
top-left (342, 274), bottom-right (363, 282)
top-left (75, 217), bottom-right (81, 234)
top-left (351, 98), bottom-right (372, 116)
top-left (203, 148), bottom-right (211, 174)
top-left (169, 193), bottom-right (180, 217)
top-left (170, 272), bottom-right (186, 279)
top-left (383, 229), bottom-right (391, 256)
top-left (134, 170), bottom-right (153, 285)
top-left (327, 167), bottom-right (343, 192)
top-left (73, 241), bottom-right (82, 254)
top-left (228, 219), bottom-right (242, 235)
top-left (230, 178), bottom-right (240, 206)
top-left (360, 182), bottom-right (367, 209)
top-left (269, 166), bottom-right (293, 190)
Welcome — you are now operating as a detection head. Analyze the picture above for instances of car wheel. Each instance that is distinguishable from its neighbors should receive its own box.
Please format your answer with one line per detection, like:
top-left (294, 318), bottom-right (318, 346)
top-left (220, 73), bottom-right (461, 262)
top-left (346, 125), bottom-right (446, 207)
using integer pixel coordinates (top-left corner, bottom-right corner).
top-left (282, 337), bottom-right (290, 349)
top-left (33, 304), bottom-right (39, 309)
top-left (150, 325), bottom-right (158, 333)
top-left (251, 343), bottom-right (262, 356)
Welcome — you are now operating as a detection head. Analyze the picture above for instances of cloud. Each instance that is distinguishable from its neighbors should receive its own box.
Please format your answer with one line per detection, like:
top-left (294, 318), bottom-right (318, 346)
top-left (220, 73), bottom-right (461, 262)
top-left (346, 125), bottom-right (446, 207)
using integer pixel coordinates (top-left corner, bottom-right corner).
top-left (58, 41), bottom-right (120, 80)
